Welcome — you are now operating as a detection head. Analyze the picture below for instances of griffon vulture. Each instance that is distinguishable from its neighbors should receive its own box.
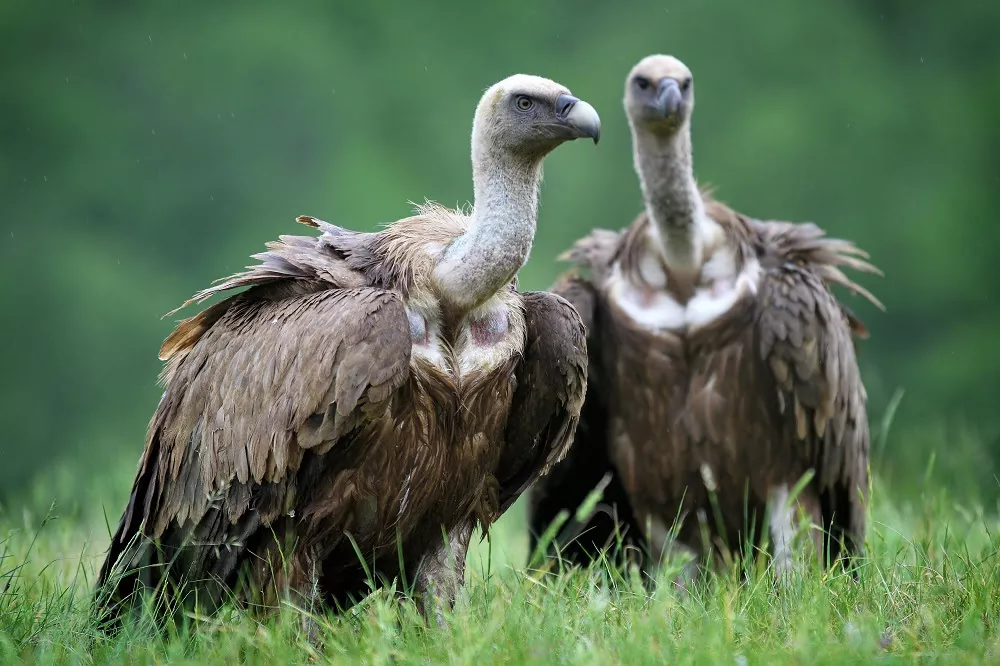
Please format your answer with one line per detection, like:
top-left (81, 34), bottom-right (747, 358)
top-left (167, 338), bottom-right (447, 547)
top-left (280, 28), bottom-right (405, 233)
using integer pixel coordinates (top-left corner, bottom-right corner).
top-left (527, 55), bottom-right (881, 581)
top-left (94, 74), bottom-right (601, 629)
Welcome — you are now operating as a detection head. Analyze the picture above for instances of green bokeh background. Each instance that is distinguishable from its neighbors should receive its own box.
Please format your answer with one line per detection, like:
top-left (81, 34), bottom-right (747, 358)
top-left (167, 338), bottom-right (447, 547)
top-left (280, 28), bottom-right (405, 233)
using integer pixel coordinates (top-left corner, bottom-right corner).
top-left (2, 0), bottom-right (998, 509)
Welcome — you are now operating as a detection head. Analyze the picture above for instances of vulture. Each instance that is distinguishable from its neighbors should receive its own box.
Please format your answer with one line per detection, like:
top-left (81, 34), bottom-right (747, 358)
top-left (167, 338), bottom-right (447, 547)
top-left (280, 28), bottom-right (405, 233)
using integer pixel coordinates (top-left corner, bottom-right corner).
top-left (527, 55), bottom-right (882, 582)
top-left (94, 74), bottom-right (601, 629)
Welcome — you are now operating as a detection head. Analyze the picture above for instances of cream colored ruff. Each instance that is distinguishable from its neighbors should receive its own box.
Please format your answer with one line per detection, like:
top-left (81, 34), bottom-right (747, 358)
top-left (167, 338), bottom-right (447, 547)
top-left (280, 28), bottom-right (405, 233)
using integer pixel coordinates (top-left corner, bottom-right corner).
top-left (607, 214), bottom-right (761, 333)
top-left (405, 287), bottom-right (525, 376)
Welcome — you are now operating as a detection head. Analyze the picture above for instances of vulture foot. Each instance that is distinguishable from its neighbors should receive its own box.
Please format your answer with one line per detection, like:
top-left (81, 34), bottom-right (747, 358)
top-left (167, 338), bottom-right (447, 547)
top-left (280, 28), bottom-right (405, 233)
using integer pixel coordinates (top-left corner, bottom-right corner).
top-left (669, 557), bottom-right (702, 598)
top-left (642, 514), bottom-right (706, 595)
top-left (412, 520), bottom-right (473, 627)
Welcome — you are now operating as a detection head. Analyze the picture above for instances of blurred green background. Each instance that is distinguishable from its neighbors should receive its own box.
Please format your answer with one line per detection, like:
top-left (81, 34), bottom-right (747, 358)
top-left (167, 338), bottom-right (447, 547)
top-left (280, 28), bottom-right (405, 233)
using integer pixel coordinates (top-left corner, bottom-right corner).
top-left (2, 0), bottom-right (998, 514)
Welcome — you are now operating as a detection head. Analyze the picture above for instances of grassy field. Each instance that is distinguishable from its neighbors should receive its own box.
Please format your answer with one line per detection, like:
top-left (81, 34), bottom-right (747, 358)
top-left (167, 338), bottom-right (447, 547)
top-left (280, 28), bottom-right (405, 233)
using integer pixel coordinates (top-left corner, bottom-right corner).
top-left (1, 465), bottom-right (998, 665)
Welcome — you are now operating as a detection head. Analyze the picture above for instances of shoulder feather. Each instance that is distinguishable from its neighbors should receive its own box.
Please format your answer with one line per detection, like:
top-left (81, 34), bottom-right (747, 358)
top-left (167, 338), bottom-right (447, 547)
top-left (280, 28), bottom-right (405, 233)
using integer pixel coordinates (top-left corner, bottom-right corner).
top-left (160, 204), bottom-right (468, 366)
top-left (751, 218), bottom-right (883, 311)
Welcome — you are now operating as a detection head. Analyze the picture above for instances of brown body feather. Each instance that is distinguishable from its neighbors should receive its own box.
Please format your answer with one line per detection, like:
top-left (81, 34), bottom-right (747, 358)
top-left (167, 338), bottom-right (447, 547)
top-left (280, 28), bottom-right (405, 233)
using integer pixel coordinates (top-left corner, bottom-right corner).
top-left (96, 208), bottom-right (587, 626)
top-left (528, 196), bottom-right (880, 574)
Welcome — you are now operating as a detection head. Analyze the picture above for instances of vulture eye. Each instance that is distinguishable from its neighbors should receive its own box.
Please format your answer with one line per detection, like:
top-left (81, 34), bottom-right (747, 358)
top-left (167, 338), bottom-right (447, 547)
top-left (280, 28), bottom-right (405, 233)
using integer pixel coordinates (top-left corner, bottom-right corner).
top-left (634, 76), bottom-right (650, 91)
top-left (515, 95), bottom-right (534, 112)
top-left (681, 77), bottom-right (692, 92)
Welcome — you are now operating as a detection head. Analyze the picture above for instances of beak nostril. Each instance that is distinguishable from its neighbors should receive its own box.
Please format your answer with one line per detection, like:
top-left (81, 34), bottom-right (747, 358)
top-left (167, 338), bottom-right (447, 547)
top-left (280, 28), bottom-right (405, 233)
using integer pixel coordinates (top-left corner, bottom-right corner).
top-left (555, 94), bottom-right (579, 117)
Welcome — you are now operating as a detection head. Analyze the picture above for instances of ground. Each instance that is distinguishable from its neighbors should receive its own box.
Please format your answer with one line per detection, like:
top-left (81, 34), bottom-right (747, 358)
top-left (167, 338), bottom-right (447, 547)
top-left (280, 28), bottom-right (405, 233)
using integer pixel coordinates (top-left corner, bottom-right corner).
top-left (1, 463), bottom-right (998, 665)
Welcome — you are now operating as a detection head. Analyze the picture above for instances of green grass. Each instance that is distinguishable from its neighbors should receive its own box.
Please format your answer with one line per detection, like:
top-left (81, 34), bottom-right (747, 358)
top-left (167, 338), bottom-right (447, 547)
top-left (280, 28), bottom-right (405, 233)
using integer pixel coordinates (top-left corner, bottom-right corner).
top-left (2, 468), bottom-right (999, 665)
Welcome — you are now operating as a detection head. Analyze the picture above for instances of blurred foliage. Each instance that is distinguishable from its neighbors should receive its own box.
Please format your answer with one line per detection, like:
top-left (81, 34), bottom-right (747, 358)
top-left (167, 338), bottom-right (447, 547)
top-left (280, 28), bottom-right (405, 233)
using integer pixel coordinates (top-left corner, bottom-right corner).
top-left (2, 0), bottom-right (998, 503)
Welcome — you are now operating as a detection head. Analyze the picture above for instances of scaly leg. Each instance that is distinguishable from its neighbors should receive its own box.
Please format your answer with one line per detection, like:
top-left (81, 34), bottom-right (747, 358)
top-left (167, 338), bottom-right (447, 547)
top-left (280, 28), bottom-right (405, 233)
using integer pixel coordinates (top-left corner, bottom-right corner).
top-left (412, 520), bottom-right (473, 627)
top-left (767, 484), bottom-right (824, 584)
top-left (250, 535), bottom-right (324, 646)
top-left (646, 513), bottom-right (701, 594)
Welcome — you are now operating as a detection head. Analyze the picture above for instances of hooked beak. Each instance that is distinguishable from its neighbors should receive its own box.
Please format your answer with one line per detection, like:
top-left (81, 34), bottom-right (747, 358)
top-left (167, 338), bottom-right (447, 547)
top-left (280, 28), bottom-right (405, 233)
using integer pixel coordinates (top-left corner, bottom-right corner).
top-left (655, 78), bottom-right (683, 118)
top-left (556, 94), bottom-right (601, 144)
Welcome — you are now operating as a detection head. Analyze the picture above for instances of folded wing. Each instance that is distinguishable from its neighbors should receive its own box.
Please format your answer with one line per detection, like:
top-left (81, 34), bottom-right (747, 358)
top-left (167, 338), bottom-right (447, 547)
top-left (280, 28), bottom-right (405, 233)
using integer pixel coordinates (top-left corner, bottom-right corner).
top-left (96, 284), bottom-right (411, 621)
top-left (497, 292), bottom-right (588, 518)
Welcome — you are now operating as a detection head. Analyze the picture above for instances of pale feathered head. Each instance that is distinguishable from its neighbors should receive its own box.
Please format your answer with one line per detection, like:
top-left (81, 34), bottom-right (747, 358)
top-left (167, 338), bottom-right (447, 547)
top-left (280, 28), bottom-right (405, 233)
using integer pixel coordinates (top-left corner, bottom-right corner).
top-left (624, 55), bottom-right (695, 135)
top-left (472, 74), bottom-right (601, 162)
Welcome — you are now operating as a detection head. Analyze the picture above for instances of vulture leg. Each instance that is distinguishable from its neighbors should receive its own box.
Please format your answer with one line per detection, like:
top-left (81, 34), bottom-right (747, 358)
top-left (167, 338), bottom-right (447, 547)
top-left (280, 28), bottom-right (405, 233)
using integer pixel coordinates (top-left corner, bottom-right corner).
top-left (645, 514), bottom-right (701, 593)
top-left (295, 556), bottom-right (323, 647)
top-left (285, 555), bottom-right (323, 647)
top-left (767, 484), bottom-right (823, 584)
top-left (248, 533), bottom-right (324, 635)
top-left (411, 519), bottom-right (473, 627)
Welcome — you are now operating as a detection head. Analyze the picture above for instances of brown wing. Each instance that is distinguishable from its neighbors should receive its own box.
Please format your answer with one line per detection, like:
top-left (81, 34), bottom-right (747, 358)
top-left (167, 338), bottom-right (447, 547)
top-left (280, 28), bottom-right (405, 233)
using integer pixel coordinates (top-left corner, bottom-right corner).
top-left (524, 275), bottom-right (642, 568)
top-left (757, 262), bottom-right (872, 561)
top-left (748, 215), bottom-right (881, 560)
top-left (495, 291), bottom-right (587, 518)
top-left (95, 285), bottom-right (411, 622)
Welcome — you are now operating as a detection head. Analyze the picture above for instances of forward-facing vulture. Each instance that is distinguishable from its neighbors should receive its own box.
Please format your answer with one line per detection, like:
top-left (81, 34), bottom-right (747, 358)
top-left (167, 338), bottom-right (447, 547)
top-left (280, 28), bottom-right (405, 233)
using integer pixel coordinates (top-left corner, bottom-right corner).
top-left (527, 55), bottom-right (882, 582)
top-left (94, 74), bottom-right (601, 629)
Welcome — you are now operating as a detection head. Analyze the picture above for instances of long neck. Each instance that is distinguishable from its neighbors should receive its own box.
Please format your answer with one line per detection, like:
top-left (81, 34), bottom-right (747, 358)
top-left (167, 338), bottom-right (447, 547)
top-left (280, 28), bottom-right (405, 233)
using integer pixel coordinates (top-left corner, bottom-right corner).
top-left (631, 123), bottom-right (704, 273)
top-left (434, 148), bottom-right (541, 311)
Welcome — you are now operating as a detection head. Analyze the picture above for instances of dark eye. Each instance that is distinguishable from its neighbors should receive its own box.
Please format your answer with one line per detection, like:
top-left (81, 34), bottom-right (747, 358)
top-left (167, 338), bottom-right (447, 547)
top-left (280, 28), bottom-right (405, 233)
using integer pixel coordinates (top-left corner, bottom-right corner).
top-left (681, 77), bottom-right (692, 92)
top-left (515, 95), bottom-right (534, 112)
top-left (634, 76), bottom-right (650, 91)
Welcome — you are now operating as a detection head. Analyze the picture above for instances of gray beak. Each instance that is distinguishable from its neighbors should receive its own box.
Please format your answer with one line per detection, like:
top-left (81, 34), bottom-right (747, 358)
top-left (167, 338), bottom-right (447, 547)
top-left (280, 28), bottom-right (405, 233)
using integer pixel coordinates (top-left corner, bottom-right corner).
top-left (556, 94), bottom-right (602, 144)
top-left (656, 79), bottom-right (683, 118)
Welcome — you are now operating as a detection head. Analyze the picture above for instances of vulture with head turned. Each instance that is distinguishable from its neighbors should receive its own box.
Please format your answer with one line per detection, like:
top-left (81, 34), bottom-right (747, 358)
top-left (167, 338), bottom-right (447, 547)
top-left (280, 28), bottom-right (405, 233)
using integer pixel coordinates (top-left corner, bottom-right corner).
top-left (94, 74), bottom-right (601, 629)
top-left (527, 55), bottom-right (882, 581)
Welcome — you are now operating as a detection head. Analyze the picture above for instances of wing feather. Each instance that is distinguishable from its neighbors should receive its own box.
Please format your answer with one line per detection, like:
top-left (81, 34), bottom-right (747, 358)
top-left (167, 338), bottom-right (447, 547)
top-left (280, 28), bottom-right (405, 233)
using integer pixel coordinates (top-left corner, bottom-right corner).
top-left (757, 257), bottom-right (872, 557)
top-left (97, 285), bottom-right (412, 617)
top-left (496, 291), bottom-right (588, 515)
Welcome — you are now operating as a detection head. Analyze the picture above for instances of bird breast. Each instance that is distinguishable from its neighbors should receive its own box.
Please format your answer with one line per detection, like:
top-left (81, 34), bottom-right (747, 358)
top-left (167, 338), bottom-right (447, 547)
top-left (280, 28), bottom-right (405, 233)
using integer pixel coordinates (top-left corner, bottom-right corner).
top-left (607, 235), bottom-right (761, 335)
top-left (404, 291), bottom-right (525, 376)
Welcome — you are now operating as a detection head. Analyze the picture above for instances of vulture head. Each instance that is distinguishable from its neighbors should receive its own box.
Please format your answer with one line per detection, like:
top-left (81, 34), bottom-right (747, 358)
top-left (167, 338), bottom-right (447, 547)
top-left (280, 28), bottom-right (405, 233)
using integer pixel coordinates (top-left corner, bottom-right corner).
top-left (472, 74), bottom-right (602, 164)
top-left (624, 55), bottom-right (694, 135)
